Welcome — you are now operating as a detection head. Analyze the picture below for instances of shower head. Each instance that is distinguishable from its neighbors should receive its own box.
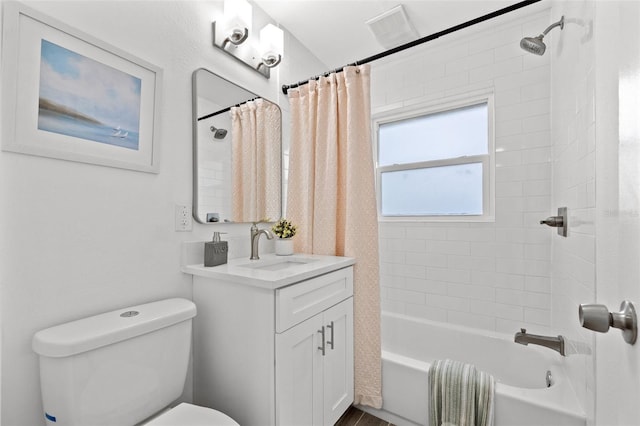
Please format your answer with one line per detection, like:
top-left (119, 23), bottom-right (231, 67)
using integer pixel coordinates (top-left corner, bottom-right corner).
top-left (210, 126), bottom-right (228, 139)
top-left (520, 16), bottom-right (564, 56)
top-left (520, 35), bottom-right (547, 55)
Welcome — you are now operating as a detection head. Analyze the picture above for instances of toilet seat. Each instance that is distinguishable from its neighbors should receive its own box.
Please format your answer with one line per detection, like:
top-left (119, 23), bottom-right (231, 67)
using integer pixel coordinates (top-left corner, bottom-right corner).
top-left (143, 402), bottom-right (239, 426)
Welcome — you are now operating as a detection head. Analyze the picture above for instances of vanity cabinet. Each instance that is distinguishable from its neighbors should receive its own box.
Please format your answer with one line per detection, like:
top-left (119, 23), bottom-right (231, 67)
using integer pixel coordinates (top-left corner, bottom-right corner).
top-left (276, 294), bottom-right (353, 426)
top-left (189, 259), bottom-right (354, 426)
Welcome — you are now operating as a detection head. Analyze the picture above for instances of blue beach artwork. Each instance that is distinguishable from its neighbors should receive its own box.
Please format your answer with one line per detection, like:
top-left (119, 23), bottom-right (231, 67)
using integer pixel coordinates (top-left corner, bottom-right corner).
top-left (37, 39), bottom-right (142, 150)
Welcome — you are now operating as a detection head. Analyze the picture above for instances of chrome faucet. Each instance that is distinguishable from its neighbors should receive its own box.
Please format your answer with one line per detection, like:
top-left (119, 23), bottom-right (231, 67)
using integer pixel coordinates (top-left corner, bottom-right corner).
top-left (514, 328), bottom-right (566, 356)
top-left (250, 222), bottom-right (274, 260)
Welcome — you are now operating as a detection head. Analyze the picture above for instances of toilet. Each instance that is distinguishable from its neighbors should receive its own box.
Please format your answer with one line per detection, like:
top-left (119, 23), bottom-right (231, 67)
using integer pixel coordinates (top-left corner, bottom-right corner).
top-left (32, 298), bottom-right (238, 426)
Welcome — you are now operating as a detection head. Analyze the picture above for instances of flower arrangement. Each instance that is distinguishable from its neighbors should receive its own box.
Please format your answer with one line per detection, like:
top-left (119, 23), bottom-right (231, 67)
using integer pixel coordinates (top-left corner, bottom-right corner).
top-left (272, 218), bottom-right (297, 239)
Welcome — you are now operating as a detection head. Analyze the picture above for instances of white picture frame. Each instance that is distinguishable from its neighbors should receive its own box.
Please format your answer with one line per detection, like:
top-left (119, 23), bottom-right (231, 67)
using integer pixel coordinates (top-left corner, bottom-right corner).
top-left (1, 2), bottom-right (163, 173)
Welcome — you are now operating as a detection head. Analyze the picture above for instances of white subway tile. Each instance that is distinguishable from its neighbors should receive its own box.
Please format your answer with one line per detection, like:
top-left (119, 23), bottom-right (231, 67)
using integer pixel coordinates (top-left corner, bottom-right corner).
top-left (469, 26), bottom-right (523, 54)
top-left (524, 243), bottom-right (550, 261)
top-left (523, 180), bottom-right (551, 196)
top-left (495, 88), bottom-right (522, 107)
top-left (426, 267), bottom-right (471, 284)
top-left (405, 303), bottom-right (447, 322)
top-left (524, 259), bottom-right (551, 277)
top-left (524, 307), bottom-right (551, 326)
top-left (524, 292), bottom-right (551, 310)
top-left (426, 72), bottom-right (469, 94)
top-left (470, 300), bottom-right (523, 321)
top-left (425, 240), bottom-right (471, 255)
top-left (388, 238), bottom-right (426, 252)
top-left (522, 114), bottom-right (551, 133)
top-left (494, 43), bottom-right (525, 62)
top-left (446, 228), bottom-right (495, 242)
top-left (521, 81), bottom-right (550, 101)
top-left (471, 270), bottom-right (497, 287)
top-left (382, 300), bottom-right (406, 315)
top-left (447, 255), bottom-right (496, 272)
top-left (405, 252), bottom-right (448, 268)
top-left (493, 273), bottom-right (526, 290)
top-left (380, 274), bottom-right (405, 289)
top-left (496, 181), bottom-right (524, 197)
top-left (524, 276), bottom-right (551, 293)
top-left (426, 294), bottom-right (471, 311)
top-left (495, 118), bottom-right (523, 138)
top-left (496, 150), bottom-right (523, 167)
top-left (386, 287), bottom-right (426, 305)
top-left (447, 311), bottom-right (495, 331)
top-left (448, 283), bottom-right (495, 301)
top-left (405, 278), bottom-right (448, 295)
top-left (496, 288), bottom-right (525, 306)
top-left (391, 263), bottom-right (427, 279)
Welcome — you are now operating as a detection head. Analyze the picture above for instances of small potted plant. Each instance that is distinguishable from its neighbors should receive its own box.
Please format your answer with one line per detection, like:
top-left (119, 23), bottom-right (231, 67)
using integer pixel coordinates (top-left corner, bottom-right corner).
top-left (272, 218), bottom-right (297, 256)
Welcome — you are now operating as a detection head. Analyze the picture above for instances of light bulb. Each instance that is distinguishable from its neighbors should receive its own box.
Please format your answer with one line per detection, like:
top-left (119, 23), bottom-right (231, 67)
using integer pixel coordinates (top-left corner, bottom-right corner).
top-left (260, 24), bottom-right (284, 67)
top-left (223, 0), bottom-right (252, 45)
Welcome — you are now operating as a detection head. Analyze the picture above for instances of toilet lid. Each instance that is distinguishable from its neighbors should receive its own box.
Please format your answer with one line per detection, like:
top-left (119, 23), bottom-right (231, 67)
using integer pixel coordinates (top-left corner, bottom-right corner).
top-left (144, 403), bottom-right (239, 426)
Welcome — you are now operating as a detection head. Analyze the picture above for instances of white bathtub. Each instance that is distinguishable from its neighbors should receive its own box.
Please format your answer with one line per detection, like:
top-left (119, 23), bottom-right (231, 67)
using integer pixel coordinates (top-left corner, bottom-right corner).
top-left (359, 312), bottom-right (586, 426)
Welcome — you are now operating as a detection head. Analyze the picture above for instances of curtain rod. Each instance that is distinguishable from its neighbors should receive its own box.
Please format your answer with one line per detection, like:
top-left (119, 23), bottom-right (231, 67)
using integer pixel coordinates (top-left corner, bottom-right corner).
top-left (281, 0), bottom-right (541, 95)
top-left (198, 97), bottom-right (262, 121)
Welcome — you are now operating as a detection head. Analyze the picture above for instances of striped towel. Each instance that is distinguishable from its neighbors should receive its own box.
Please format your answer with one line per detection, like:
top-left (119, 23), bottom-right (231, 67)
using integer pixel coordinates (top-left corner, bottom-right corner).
top-left (428, 359), bottom-right (495, 426)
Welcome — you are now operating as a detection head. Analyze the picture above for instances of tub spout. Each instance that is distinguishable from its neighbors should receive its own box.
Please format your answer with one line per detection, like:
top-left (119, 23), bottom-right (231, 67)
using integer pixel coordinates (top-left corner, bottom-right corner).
top-left (514, 328), bottom-right (566, 356)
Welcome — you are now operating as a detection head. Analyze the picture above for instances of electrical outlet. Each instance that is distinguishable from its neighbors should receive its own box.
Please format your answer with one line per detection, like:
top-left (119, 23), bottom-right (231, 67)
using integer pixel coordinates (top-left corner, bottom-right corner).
top-left (175, 204), bottom-right (193, 231)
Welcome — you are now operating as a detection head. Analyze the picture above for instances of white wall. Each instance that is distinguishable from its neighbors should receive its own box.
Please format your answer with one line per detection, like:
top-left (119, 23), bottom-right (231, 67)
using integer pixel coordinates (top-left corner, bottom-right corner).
top-left (592, 1), bottom-right (640, 424)
top-left (373, 8), bottom-right (555, 334)
top-left (549, 0), bottom-right (596, 421)
top-left (0, 1), bottom-right (325, 425)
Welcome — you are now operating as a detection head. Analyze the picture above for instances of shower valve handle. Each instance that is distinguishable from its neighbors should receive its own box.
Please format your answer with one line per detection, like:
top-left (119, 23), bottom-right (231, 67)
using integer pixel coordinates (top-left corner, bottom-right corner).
top-left (579, 304), bottom-right (610, 332)
top-left (579, 300), bottom-right (637, 345)
top-left (540, 216), bottom-right (563, 227)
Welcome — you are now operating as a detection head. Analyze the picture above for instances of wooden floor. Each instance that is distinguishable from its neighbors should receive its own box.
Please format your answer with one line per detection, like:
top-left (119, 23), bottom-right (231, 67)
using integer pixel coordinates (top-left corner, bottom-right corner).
top-left (334, 406), bottom-right (395, 426)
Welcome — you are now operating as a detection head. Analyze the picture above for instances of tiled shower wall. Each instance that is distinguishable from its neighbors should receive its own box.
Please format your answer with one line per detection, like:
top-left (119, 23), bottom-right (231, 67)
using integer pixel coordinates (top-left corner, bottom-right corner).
top-left (550, 0), bottom-right (596, 420)
top-left (372, 9), bottom-right (554, 334)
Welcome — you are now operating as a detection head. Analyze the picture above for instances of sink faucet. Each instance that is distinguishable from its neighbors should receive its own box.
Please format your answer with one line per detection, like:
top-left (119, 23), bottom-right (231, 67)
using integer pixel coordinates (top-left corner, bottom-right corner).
top-left (250, 222), bottom-right (274, 260)
top-left (514, 328), bottom-right (566, 356)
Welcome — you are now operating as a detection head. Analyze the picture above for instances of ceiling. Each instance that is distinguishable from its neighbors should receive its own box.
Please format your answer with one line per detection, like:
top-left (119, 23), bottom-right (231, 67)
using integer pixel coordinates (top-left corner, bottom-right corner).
top-left (253, 0), bottom-right (548, 70)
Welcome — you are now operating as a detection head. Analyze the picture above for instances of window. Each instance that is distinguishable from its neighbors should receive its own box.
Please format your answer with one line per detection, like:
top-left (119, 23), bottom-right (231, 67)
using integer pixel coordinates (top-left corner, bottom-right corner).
top-left (374, 93), bottom-right (494, 221)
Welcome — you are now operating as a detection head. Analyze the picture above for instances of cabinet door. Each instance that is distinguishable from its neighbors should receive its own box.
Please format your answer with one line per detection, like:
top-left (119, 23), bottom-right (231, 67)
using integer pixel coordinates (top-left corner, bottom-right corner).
top-left (276, 312), bottom-right (324, 426)
top-left (322, 298), bottom-right (354, 426)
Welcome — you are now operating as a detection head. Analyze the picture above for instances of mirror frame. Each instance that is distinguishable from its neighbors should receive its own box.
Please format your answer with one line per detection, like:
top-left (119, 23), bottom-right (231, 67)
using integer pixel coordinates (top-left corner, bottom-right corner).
top-left (191, 68), bottom-right (282, 224)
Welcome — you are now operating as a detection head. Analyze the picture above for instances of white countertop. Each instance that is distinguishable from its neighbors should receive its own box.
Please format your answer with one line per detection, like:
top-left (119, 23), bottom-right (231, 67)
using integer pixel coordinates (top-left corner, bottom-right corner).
top-left (181, 253), bottom-right (355, 289)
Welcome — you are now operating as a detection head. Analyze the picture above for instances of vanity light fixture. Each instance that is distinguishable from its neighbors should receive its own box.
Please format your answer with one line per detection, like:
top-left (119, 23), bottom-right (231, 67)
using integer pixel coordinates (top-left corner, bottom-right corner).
top-left (212, 0), bottom-right (284, 78)
top-left (259, 24), bottom-right (284, 68)
top-left (221, 0), bottom-right (252, 46)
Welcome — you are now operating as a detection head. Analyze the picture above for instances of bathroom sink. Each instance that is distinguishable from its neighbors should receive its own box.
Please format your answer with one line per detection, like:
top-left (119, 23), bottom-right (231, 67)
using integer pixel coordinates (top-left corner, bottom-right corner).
top-left (181, 245), bottom-right (355, 289)
top-left (239, 257), bottom-right (317, 271)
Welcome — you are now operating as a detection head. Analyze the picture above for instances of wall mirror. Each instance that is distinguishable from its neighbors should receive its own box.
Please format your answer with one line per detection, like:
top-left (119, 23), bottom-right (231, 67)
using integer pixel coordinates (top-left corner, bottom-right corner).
top-left (192, 68), bottom-right (282, 224)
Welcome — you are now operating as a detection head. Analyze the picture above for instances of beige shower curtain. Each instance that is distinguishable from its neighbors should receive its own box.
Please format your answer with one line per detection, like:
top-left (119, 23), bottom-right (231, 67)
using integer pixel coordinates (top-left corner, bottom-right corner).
top-left (286, 65), bottom-right (382, 408)
top-left (231, 99), bottom-right (281, 222)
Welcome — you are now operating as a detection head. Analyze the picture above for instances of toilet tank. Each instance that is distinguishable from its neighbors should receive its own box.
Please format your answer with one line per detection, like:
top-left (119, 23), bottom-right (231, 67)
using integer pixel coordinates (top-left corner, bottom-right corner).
top-left (32, 298), bottom-right (197, 426)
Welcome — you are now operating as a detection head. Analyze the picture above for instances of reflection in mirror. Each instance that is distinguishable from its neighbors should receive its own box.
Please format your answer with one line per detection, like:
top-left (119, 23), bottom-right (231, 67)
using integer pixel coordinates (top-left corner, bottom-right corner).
top-left (192, 68), bottom-right (282, 224)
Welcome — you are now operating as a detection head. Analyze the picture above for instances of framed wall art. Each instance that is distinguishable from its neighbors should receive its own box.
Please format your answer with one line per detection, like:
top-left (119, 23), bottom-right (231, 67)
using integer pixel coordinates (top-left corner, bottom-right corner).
top-left (1, 2), bottom-right (163, 173)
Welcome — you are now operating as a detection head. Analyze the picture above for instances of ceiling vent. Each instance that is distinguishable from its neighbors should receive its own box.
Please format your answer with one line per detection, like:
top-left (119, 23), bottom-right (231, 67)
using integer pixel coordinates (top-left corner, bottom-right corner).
top-left (365, 5), bottom-right (419, 49)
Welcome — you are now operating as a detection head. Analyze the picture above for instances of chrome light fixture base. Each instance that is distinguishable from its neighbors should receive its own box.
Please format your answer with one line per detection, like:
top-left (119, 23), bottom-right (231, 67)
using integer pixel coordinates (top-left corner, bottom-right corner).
top-left (261, 53), bottom-right (282, 69)
top-left (212, 21), bottom-right (271, 79)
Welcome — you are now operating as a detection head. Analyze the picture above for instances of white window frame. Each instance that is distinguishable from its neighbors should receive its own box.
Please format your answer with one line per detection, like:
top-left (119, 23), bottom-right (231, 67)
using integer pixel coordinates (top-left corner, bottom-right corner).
top-left (372, 91), bottom-right (495, 222)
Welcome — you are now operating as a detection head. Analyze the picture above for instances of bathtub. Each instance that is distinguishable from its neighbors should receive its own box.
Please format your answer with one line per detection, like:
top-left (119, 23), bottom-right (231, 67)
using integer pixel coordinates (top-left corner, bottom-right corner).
top-left (359, 312), bottom-right (586, 426)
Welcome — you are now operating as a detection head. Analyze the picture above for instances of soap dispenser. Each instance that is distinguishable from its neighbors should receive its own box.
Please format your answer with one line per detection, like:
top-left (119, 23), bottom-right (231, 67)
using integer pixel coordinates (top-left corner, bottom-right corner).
top-left (204, 232), bottom-right (228, 267)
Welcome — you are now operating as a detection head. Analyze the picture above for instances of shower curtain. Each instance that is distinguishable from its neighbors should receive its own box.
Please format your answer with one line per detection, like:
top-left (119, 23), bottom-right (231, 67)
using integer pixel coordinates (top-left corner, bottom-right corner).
top-left (230, 99), bottom-right (281, 222)
top-left (286, 65), bottom-right (382, 408)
